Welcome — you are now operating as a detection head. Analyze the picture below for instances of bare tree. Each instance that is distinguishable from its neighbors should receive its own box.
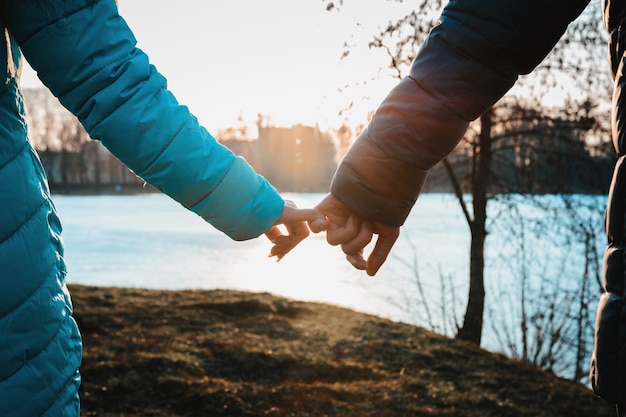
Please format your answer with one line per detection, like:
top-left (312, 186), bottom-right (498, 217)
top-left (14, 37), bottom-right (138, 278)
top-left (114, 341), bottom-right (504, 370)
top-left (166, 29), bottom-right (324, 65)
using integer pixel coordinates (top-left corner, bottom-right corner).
top-left (487, 195), bottom-right (604, 381)
top-left (23, 87), bottom-right (146, 192)
top-left (323, 0), bottom-right (611, 352)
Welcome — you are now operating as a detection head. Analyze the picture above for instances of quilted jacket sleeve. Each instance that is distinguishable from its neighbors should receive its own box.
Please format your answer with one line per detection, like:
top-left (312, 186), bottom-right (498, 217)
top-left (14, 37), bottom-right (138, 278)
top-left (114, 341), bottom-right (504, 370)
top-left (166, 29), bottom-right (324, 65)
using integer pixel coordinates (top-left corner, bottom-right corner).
top-left (6, 0), bottom-right (283, 241)
top-left (590, 0), bottom-right (626, 402)
top-left (331, 0), bottom-right (590, 227)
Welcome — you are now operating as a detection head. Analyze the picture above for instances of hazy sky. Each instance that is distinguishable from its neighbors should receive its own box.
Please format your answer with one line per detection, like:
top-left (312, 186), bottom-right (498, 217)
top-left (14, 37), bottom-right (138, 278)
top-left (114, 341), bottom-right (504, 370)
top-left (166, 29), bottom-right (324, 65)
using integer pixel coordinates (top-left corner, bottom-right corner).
top-left (20, 0), bottom-right (421, 135)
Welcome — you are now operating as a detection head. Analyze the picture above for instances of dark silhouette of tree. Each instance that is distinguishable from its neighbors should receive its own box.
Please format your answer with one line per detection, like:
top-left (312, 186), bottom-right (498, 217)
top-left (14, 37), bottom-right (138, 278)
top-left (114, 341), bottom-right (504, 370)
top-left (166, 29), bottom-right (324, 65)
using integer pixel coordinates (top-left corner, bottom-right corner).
top-left (323, 0), bottom-right (612, 354)
top-left (23, 87), bottom-right (146, 192)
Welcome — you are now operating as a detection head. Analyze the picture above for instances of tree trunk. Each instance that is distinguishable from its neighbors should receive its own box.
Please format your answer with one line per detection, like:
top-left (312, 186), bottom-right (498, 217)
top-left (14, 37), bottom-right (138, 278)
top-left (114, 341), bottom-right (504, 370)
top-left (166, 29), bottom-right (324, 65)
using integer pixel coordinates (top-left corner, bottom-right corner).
top-left (457, 109), bottom-right (492, 345)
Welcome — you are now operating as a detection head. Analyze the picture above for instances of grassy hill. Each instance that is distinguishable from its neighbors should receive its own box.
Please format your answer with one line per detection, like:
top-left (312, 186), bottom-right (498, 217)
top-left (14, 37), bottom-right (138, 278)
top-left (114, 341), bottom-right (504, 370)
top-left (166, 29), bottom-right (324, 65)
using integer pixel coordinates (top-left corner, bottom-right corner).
top-left (70, 285), bottom-right (615, 417)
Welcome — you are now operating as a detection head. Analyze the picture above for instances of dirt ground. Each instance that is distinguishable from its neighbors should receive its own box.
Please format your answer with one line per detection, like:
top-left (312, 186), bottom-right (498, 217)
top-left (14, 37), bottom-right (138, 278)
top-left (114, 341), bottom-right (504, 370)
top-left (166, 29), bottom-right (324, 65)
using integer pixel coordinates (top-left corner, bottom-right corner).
top-left (69, 285), bottom-right (615, 417)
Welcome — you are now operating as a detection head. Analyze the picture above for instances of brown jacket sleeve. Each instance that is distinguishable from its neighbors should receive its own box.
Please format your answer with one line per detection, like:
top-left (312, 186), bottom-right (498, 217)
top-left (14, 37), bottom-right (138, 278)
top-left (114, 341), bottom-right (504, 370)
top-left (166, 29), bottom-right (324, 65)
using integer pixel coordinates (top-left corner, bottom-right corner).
top-left (331, 0), bottom-right (589, 226)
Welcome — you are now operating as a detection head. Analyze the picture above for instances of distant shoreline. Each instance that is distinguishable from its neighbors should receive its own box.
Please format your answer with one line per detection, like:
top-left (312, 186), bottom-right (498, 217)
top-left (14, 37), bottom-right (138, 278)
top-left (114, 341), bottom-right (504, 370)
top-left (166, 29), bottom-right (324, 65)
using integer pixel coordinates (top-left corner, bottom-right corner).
top-left (49, 183), bottom-right (158, 196)
top-left (50, 186), bottom-right (608, 197)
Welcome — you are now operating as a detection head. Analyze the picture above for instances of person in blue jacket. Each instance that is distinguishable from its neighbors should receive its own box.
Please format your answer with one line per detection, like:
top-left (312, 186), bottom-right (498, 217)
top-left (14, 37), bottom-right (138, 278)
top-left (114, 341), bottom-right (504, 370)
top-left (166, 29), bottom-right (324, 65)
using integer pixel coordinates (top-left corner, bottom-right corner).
top-left (0, 1), bottom-right (323, 416)
top-left (308, 0), bottom-right (626, 411)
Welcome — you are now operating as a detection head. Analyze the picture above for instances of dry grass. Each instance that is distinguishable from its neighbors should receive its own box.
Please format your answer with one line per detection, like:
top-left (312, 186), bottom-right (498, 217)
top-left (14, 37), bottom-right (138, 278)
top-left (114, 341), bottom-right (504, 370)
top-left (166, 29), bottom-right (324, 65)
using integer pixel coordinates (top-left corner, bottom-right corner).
top-left (70, 285), bottom-right (615, 417)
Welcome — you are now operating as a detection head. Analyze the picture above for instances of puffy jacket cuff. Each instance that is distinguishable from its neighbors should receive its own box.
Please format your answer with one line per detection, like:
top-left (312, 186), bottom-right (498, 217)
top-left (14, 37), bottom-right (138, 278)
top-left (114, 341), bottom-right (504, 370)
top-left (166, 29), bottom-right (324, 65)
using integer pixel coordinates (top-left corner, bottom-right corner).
top-left (190, 157), bottom-right (284, 241)
top-left (331, 132), bottom-right (428, 227)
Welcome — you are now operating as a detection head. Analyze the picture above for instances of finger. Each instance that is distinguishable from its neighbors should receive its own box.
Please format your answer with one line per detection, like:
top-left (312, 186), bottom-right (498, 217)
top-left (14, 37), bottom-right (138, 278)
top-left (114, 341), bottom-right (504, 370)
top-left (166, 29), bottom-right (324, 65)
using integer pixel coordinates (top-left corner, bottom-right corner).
top-left (264, 225), bottom-right (283, 242)
top-left (280, 204), bottom-right (324, 224)
top-left (340, 221), bottom-right (373, 256)
top-left (286, 220), bottom-right (311, 244)
top-left (266, 225), bottom-right (286, 261)
top-left (281, 204), bottom-right (327, 233)
top-left (270, 231), bottom-right (305, 253)
top-left (268, 244), bottom-right (289, 261)
top-left (366, 232), bottom-right (399, 276)
top-left (303, 208), bottom-right (326, 224)
top-left (268, 238), bottom-right (292, 261)
top-left (314, 194), bottom-right (350, 227)
top-left (346, 252), bottom-right (367, 270)
top-left (271, 234), bottom-right (293, 246)
top-left (326, 214), bottom-right (360, 246)
top-left (268, 221), bottom-right (311, 261)
top-left (308, 216), bottom-right (328, 233)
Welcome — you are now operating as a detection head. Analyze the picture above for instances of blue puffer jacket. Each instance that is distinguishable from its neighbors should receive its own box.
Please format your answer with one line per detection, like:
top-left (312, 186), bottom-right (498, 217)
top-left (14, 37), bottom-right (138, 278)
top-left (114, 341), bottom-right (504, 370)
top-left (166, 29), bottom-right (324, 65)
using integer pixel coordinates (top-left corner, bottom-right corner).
top-left (0, 0), bottom-right (284, 416)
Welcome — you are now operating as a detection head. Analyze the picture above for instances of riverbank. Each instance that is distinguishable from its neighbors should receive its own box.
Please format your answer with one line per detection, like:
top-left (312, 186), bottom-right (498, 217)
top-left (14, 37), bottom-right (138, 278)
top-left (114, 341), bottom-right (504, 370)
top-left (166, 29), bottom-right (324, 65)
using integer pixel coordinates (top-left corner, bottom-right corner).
top-left (70, 285), bottom-right (614, 417)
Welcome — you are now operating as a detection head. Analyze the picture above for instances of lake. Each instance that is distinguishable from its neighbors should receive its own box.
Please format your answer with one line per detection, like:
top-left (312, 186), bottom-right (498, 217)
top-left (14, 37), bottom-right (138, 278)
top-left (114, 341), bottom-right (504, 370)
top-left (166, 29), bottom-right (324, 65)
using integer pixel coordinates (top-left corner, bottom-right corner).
top-left (52, 192), bottom-right (608, 378)
top-left (53, 193), bottom-right (471, 322)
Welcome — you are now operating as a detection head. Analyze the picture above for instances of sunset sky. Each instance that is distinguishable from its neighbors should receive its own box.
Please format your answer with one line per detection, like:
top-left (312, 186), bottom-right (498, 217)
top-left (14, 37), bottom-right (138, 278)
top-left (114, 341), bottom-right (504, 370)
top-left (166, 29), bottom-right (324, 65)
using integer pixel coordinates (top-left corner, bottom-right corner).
top-left (20, 0), bottom-right (423, 136)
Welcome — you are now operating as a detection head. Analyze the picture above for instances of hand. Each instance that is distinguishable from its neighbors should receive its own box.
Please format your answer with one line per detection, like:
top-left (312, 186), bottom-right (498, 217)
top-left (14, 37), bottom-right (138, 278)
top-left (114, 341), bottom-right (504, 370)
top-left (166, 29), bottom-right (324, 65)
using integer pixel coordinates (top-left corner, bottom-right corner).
top-left (311, 194), bottom-right (399, 276)
top-left (265, 200), bottom-right (325, 262)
